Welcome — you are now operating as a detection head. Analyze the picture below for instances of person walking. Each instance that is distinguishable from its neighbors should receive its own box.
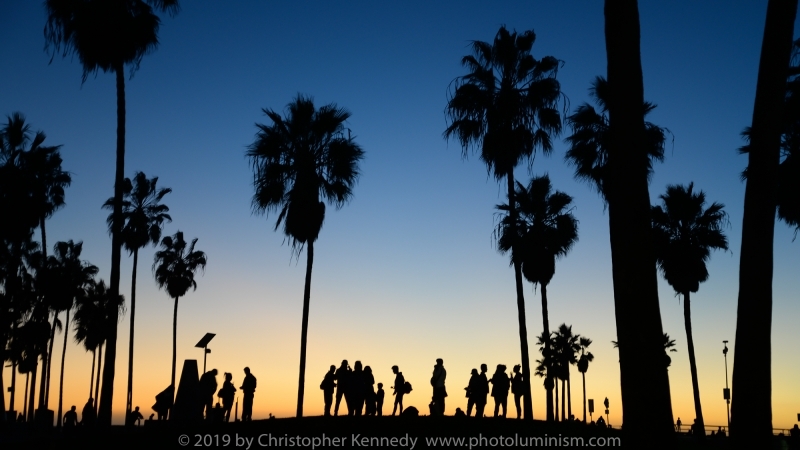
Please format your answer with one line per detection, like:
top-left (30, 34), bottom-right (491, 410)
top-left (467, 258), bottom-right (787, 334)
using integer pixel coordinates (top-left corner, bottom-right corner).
top-left (391, 365), bottom-right (405, 416)
top-left (431, 358), bottom-right (447, 415)
top-left (240, 367), bottom-right (257, 421)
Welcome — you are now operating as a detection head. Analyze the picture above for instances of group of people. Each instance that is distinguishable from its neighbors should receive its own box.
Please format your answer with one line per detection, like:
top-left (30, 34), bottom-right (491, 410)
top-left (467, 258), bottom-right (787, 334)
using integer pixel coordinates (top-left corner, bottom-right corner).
top-left (319, 358), bottom-right (525, 420)
top-left (321, 360), bottom-right (390, 417)
top-left (61, 397), bottom-right (98, 428)
top-left (464, 364), bottom-right (525, 419)
top-left (197, 367), bottom-right (257, 422)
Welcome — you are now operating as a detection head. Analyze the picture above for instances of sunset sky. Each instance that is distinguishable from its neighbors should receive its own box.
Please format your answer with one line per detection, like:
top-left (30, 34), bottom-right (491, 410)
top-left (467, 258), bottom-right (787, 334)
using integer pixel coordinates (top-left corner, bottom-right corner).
top-left (2, 1), bottom-right (799, 429)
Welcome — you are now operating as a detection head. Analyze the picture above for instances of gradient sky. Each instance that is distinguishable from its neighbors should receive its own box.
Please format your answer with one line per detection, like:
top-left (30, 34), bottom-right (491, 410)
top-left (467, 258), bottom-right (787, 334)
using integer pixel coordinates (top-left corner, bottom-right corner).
top-left (1, 1), bottom-right (798, 428)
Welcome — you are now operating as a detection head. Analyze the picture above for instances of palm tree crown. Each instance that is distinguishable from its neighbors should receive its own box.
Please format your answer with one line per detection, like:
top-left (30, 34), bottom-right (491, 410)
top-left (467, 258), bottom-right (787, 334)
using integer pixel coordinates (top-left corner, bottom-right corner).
top-left (104, 171), bottom-right (172, 255)
top-left (153, 231), bottom-right (206, 300)
top-left (651, 182), bottom-right (729, 294)
top-left (565, 76), bottom-right (669, 199)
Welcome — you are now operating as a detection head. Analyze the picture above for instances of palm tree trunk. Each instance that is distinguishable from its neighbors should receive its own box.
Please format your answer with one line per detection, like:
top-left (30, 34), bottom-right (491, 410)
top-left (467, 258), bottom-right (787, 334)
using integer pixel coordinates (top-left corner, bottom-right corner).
top-left (0, 357), bottom-right (5, 422)
top-left (682, 292), bottom-right (705, 435)
top-left (582, 371), bottom-right (587, 422)
top-left (731, 1), bottom-right (797, 448)
top-left (171, 296), bottom-right (180, 391)
top-left (10, 361), bottom-right (16, 414)
top-left (567, 370), bottom-right (572, 420)
top-left (57, 309), bottom-right (70, 428)
top-left (94, 342), bottom-right (103, 416)
top-left (554, 376), bottom-right (559, 421)
top-left (89, 349), bottom-right (96, 399)
top-left (27, 362), bottom-right (37, 422)
top-left (99, 61), bottom-right (126, 427)
top-left (560, 379), bottom-right (565, 421)
top-left (126, 248), bottom-right (139, 425)
top-left (507, 171), bottom-right (534, 420)
top-left (39, 314), bottom-right (55, 412)
top-left (23, 372), bottom-right (29, 421)
top-left (296, 240), bottom-right (314, 417)
top-left (541, 283), bottom-right (554, 422)
top-left (603, 0), bottom-right (674, 441)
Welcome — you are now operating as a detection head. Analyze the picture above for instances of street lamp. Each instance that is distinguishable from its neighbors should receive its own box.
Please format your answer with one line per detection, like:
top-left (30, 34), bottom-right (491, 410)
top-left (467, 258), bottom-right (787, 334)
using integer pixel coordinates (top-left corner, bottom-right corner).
top-left (723, 340), bottom-right (730, 432)
top-left (195, 333), bottom-right (216, 374)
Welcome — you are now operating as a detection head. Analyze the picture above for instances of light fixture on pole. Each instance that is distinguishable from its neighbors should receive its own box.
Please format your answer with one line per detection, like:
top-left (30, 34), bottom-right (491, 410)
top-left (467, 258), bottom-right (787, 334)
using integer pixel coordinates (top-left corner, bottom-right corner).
top-left (723, 340), bottom-right (730, 432)
top-left (195, 333), bottom-right (216, 374)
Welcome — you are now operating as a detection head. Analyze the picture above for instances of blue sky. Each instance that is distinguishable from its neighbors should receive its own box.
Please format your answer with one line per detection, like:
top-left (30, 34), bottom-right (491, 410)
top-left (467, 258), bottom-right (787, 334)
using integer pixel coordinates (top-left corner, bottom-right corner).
top-left (1, 1), bottom-right (798, 427)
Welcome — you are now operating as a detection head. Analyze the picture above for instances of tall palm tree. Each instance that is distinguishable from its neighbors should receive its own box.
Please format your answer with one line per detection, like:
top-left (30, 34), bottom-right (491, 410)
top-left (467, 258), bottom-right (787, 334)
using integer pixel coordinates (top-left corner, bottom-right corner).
top-left (153, 231), bottom-right (206, 394)
top-left (247, 95), bottom-right (364, 417)
top-left (444, 25), bottom-right (564, 420)
top-left (496, 175), bottom-right (577, 422)
top-left (103, 171), bottom-right (171, 422)
top-left (576, 337), bottom-right (594, 423)
top-left (44, 0), bottom-right (179, 424)
top-left (45, 241), bottom-right (98, 427)
top-left (652, 182), bottom-right (728, 434)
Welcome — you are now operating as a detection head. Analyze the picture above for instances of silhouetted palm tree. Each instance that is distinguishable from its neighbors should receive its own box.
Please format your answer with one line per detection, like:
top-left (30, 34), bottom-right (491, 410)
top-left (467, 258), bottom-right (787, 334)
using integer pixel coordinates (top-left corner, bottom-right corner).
top-left (662, 333), bottom-right (677, 368)
top-left (535, 331), bottom-right (557, 420)
top-left (495, 174), bottom-right (577, 422)
top-left (153, 231), bottom-right (206, 394)
top-left (44, 0), bottom-right (179, 424)
top-left (247, 96), bottom-right (363, 417)
top-left (564, 76), bottom-right (667, 200)
top-left (577, 336), bottom-right (594, 423)
top-left (45, 241), bottom-right (98, 427)
top-left (553, 324), bottom-right (579, 421)
top-left (652, 182), bottom-right (728, 434)
top-left (444, 25), bottom-right (564, 420)
top-left (104, 171), bottom-right (171, 421)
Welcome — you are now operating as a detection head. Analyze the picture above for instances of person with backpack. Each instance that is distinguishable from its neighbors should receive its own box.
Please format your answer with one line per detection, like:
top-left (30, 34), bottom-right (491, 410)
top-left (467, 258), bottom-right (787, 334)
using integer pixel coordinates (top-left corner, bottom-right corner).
top-left (218, 372), bottom-right (236, 422)
top-left (391, 365), bottom-right (405, 415)
top-left (320, 365), bottom-right (336, 416)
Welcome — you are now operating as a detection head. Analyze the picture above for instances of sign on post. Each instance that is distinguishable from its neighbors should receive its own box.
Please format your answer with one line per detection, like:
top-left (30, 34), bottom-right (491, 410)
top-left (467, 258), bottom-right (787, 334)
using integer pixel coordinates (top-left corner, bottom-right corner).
top-left (588, 399), bottom-right (594, 414)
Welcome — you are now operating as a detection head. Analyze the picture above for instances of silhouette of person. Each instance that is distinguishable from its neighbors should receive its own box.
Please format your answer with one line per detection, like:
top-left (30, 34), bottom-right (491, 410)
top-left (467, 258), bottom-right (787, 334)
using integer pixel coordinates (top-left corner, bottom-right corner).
top-left (510, 364), bottom-right (524, 419)
top-left (218, 372), bottom-right (237, 422)
top-left (490, 364), bottom-right (510, 418)
top-left (364, 365), bottom-right (376, 416)
top-left (127, 406), bottom-right (144, 426)
top-left (240, 367), bottom-right (257, 421)
top-left (334, 360), bottom-right (350, 416)
top-left (350, 361), bottom-right (366, 416)
top-left (153, 385), bottom-right (174, 420)
top-left (431, 358), bottom-right (447, 415)
top-left (790, 424), bottom-right (799, 449)
top-left (465, 368), bottom-right (479, 416)
top-left (63, 405), bottom-right (78, 428)
top-left (391, 365), bottom-right (405, 416)
top-left (716, 426), bottom-right (725, 438)
top-left (474, 364), bottom-right (489, 418)
top-left (376, 383), bottom-right (385, 416)
top-left (320, 365), bottom-right (336, 416)
top-left (199, 368), bottom-right (219, 420)
top-left (454, 407), bottom-right (466, 417)
top-left (81, 398), bottom-right (96, 426)
top-left (676, 417), bottom-right (682, 432)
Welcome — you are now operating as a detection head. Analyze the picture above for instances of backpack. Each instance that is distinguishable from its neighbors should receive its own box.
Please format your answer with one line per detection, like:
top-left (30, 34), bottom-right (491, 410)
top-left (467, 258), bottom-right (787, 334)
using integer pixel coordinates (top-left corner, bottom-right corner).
top-left (403, 381), bottom-right (412, 394)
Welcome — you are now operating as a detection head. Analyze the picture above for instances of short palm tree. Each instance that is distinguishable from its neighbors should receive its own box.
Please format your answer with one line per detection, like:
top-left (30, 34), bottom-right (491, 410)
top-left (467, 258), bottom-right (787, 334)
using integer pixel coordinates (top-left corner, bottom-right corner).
top-left (495, 174), bottom-right (577, 421)
top-left (153, 231), bottom-right (206, 393)
top-left (104, 171), bottom-right (171, 421)
top-left (444, 25), bottom-right (564, 420)
top-left (576, 336), bottom-right (594, 423)
top-left (44, 0), bottom-right (179, 424)
top-left (534, 331), bottom-right (557, 419)
top-left (553, 324), bottom-right (579, 421)
top-left (651, 182), bottom-right (728, 434)
top-left (247, 95), bottom-right (364, 417)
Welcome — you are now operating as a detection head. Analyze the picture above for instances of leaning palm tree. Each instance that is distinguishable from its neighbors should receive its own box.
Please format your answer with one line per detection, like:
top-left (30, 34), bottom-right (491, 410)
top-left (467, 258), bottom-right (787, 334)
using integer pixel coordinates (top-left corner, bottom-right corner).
top-left (444, 25), bottom-right (564, 420)
top-left (103, 171), bottom-right (171, 422)
top-left (577, 336), bottom-right (594, 423)
top-left (651, 182), bottom-right (728, 435)
top-left (153, 231), bottom-right (206, 394)
top-left (495, 174), bottom-right (577, 421)
top-left (247, 95), bottom-right (364, 417)
top-left (44, 0), bottom-right (179, 424)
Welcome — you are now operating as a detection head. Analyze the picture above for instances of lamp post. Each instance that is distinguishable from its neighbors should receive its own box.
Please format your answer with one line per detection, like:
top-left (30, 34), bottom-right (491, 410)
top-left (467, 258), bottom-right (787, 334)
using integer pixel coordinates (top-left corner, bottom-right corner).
top-left (195, 333), bottom-right (216, 374)
top-left (723, 340), bottom-right (730, 432)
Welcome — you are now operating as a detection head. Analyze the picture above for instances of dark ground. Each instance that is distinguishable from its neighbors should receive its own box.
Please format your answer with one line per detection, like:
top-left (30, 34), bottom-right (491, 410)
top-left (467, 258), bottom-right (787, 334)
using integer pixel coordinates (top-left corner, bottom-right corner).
top-left (0, 415), bottom-right (794, 449)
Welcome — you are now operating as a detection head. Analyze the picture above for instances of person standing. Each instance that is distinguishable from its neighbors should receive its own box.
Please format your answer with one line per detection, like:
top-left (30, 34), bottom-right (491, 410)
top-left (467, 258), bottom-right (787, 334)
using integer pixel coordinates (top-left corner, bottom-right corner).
top-left (199, 369), bottom-right (218, 420)
top-left (431, 358), bottom-right (447, 415)
top-left (376, 383), bottom-right (385, 416)
top-left (490, 364), bottom-right (510, 418)
top-left (510, 365), bottom-right (524, 419)
top-left (218, 372), bottom-right (237, 422)
top-left (391, 365), bottom-right (405, 416)
top-left (240, 367), bottom-right (257, 421)
top-left (320, 365), bottom-right (336, 416)
top-left (465, 368), bottom-right (480, 416)
top-left (475, 364), bottom-right (489, 418)
top-left (334, 360), bottom-right (350, 416)
top-left (63, 405), bottom-right (78, 428)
